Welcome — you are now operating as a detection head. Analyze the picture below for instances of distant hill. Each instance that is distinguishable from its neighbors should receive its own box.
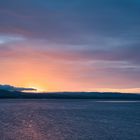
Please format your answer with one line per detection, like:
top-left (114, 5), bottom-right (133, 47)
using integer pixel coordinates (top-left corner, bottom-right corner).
top-left (0, 89), bottom-right (140, 100)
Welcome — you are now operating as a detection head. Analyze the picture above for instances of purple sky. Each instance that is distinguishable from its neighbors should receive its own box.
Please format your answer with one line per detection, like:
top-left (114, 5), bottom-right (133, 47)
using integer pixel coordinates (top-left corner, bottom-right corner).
top-left (0, 0), bottom-right (140, 92)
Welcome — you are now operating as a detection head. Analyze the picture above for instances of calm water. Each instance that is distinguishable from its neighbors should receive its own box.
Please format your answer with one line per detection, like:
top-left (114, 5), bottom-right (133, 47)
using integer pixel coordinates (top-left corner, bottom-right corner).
top-left (0, 99), bottom-right (139, 140)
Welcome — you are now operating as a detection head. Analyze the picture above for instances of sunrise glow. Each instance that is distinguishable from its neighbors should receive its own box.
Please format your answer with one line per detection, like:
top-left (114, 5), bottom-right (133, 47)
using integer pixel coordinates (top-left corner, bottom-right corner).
top-left (0, 0), bottom-right (140, 93)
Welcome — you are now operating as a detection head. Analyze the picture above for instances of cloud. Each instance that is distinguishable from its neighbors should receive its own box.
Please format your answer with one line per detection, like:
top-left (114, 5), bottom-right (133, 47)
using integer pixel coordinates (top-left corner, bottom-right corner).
top-left (0, 0), bottom-right (140, 64)
top-left (0, 0), bottom-right (140, 92)
top-left (0, 0), bottom-right (140, 43)
top-left (0, 34), bottom-right (26, 44)
top-left (0, 84), bottom-right (37, 92)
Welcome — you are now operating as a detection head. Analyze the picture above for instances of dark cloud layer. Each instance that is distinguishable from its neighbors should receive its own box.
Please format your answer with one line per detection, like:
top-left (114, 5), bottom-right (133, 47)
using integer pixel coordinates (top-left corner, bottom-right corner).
top-left (0, 0), bottom-right (140, 91)
top-left (0, 85), bottom-right (37, 92)
top-left (0, 0), bottom-right (140, 41)
top-left (0, 0), bottom-right (140, 60)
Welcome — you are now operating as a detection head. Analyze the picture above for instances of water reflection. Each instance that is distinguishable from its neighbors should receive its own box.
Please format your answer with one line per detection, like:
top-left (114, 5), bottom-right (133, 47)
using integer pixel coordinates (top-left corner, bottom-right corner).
top-left (0, 100), bottom-right (139, 140)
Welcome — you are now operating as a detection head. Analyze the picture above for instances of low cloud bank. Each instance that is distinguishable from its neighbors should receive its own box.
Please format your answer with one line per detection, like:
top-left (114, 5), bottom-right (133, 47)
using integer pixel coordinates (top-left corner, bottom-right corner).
top-left (0, 84), bottom-right (37, 92)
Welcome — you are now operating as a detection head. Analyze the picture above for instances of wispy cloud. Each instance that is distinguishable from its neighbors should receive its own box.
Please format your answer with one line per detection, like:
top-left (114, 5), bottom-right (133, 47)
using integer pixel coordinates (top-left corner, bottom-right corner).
top-left (0, 0), bottom-right (140, 92)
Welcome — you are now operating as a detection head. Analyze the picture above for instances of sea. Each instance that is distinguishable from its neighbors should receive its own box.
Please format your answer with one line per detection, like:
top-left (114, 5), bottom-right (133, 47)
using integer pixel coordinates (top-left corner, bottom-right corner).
top-left (0, 99), bottom-right (139, 140)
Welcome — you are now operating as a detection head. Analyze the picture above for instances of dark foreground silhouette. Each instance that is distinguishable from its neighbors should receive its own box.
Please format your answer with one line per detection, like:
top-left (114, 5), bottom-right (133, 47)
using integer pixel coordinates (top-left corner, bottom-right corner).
top-left (0, 89), bottom-right (140, 100)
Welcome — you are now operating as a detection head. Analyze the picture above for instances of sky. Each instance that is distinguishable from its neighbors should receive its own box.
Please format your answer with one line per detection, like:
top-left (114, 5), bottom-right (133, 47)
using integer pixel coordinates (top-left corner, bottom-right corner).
top-left (0, 0), bottom-right (140, 93)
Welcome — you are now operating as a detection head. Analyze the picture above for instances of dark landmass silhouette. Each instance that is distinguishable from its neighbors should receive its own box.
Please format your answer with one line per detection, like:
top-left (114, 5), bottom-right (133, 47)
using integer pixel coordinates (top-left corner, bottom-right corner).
top-left (0, 89), bottom-right (140, 100)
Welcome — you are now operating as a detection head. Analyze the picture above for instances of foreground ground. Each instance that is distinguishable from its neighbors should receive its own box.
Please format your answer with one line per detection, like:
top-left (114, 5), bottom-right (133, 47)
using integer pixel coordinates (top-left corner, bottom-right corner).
top-left (0, 99), bottom-right (139, 140)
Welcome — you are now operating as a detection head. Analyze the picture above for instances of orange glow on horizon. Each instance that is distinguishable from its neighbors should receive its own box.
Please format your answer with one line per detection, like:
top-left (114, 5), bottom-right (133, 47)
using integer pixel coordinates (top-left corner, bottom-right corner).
top-left (0, 44), bottom-right (140, 94)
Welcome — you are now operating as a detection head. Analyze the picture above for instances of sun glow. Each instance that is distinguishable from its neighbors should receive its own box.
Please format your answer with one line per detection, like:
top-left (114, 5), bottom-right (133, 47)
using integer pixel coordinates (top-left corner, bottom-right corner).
top-left (29, 86), bottom-right (45, 92)
top-left (22, 82), bottom-right (46, 92)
